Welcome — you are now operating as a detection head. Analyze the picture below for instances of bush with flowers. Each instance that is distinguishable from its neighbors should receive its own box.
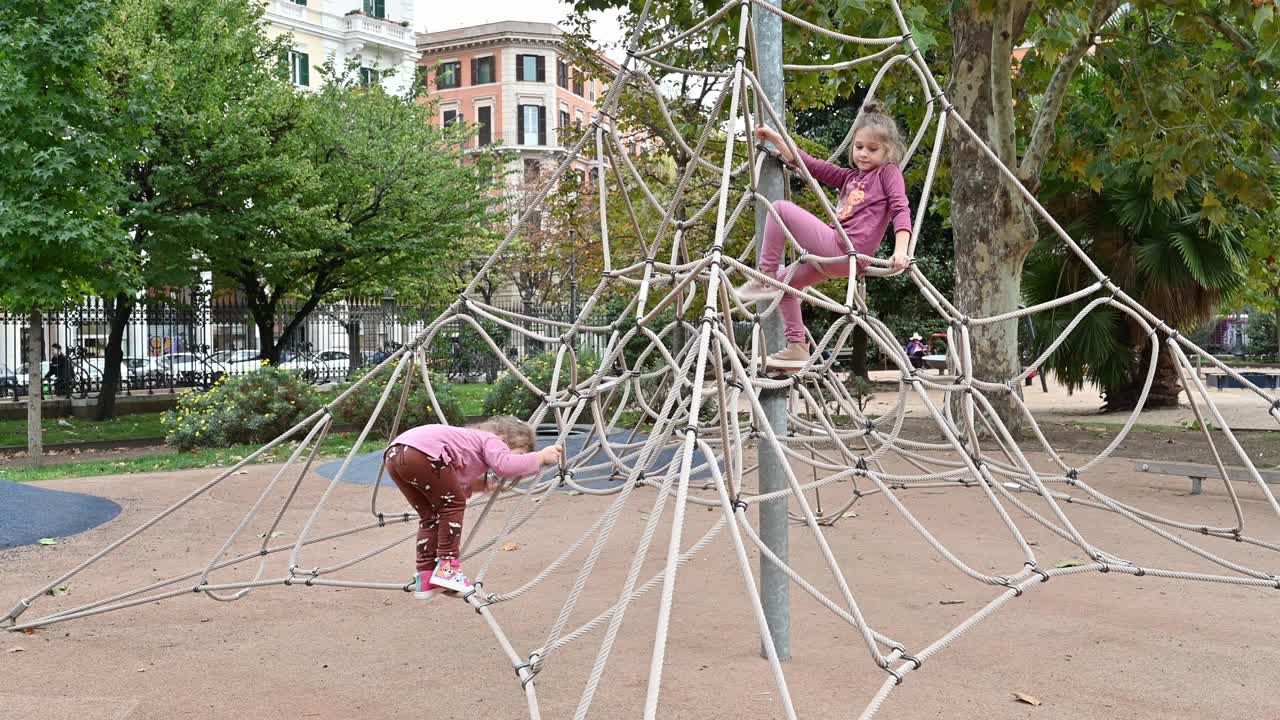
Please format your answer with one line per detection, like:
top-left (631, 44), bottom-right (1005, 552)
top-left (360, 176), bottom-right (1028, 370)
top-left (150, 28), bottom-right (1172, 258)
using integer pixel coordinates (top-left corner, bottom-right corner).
top-left (163, 365), bottom-right (321, 450)
top-left (331, 361), bottom-right (465, 435)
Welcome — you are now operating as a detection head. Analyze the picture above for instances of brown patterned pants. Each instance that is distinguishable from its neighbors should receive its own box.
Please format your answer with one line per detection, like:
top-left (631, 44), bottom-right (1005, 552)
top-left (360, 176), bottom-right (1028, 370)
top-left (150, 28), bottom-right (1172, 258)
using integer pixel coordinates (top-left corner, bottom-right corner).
top-left (384, 444), bottom-right (467, 572)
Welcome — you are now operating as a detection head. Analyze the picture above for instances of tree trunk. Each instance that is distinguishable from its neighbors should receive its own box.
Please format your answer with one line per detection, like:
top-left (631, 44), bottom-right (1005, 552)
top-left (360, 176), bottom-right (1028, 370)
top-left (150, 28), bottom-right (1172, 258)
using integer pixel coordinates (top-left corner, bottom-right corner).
top-left (95, 293), bottom-right (134, 421)
top-left (27, 310), bottom-right (43, 465)
top-left (1274, 308), bottom-right (1279, 360)
top-left (1102, 334), bottom-right (1182, 411)
top-left (850, 325), bottom-right (869, 379)
top-left (248, 301), bottom-right (277, 366)
top-left (347, 318), bottom-right (362, 378)
top-left (948, 7), bottom-right (1038, 435)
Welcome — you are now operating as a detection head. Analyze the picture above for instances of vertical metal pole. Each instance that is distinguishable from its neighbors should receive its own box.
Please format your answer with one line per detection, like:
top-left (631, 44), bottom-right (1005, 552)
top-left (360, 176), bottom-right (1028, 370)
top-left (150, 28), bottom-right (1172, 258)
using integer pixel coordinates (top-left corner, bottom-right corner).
top-left (753, 0), bottom-right (791, 662)
top-left (569, 226), bottom-right (579, 320)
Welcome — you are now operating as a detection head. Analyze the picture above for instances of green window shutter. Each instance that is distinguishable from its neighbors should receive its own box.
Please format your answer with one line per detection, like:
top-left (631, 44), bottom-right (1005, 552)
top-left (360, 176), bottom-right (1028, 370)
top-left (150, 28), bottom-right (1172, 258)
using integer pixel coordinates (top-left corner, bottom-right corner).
top-left (299, 53), bottom-right (309, 87)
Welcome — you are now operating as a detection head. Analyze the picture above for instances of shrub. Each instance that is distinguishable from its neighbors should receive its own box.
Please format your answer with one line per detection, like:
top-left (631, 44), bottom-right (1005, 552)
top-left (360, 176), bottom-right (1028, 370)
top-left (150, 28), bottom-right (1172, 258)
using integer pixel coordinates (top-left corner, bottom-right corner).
top-left (163, 366), bottom-right (320, 451)
top-left (483, 348), bottom-right (601, 419)
top-left (331, 361), bottom-right (465, 436)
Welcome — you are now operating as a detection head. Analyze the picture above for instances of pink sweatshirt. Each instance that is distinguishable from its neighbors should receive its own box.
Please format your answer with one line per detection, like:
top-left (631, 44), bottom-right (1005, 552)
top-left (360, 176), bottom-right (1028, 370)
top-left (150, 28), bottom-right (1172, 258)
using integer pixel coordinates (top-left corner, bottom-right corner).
top-left (390, 425), bottom-right (542, 495)
top-left (796, 149), bottom-right (912, 256)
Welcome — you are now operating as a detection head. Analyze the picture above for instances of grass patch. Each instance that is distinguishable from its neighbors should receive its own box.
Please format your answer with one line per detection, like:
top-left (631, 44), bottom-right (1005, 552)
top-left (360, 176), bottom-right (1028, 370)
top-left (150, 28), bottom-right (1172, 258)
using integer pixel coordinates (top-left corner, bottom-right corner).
top-left (453, 383), bottom-right (489, 417)
top-left (0, 411), bottom-right (168, 447)
top-left (2, 431), bottom-right (370, 483)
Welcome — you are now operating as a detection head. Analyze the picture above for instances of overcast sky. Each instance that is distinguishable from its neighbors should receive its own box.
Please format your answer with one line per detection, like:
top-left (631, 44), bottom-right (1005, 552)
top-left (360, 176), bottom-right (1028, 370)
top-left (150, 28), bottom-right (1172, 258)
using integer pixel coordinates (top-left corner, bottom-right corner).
top-left (415, 1), bottom-right (627, 60)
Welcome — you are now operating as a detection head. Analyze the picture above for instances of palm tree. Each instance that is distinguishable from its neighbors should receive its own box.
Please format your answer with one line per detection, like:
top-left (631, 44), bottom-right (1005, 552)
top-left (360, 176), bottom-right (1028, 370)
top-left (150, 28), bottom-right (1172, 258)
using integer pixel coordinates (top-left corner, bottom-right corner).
top-left (1023, 166), bottom-right (1246, 411)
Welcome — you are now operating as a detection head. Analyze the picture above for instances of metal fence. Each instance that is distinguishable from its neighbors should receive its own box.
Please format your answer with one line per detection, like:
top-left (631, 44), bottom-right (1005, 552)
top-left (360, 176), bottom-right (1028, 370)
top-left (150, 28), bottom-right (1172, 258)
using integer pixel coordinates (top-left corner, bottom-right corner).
top-left (0, 290), bottom-right (611, 401)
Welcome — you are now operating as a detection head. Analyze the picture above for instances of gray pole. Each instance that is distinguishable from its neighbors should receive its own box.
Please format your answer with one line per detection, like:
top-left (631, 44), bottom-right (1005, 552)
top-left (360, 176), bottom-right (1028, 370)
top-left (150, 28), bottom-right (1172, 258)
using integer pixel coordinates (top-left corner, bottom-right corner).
top-left (752, 0), bottom-right (790, 662)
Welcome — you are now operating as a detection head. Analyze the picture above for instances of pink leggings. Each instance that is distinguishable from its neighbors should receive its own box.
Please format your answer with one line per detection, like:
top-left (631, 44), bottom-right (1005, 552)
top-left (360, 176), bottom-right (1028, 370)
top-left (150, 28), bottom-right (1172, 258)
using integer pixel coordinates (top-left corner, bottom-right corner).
top-left (759, 201), bottom-right (856, 345)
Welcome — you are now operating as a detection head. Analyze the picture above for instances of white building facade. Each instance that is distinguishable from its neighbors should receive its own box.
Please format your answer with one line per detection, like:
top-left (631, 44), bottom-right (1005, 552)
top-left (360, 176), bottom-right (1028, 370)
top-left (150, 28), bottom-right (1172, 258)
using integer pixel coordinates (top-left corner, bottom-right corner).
top-left (263, 0), bottom-right (420, 96)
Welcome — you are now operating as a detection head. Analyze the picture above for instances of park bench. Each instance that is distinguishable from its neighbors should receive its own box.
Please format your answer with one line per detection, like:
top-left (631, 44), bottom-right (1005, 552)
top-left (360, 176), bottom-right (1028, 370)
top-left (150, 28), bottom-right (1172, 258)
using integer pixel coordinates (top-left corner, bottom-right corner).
top-left (1133, 460), bottom-right (1280, 496)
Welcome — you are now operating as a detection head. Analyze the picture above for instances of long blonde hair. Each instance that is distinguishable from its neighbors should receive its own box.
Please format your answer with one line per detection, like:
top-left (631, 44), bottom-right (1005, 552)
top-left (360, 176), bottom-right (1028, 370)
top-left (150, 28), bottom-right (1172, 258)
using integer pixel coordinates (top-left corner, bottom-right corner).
top-left (472, 415), bottom-right (536, 453)
top-left (848, 99), bottom-right (906, 166)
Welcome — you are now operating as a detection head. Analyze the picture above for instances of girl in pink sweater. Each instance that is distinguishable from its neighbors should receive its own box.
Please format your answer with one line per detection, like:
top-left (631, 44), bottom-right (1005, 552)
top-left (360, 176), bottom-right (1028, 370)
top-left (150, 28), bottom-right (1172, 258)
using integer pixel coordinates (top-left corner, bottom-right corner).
top-left (736, 100), bottom-right (913, 371)
top-left (384, 416), bottom-right (562, 596)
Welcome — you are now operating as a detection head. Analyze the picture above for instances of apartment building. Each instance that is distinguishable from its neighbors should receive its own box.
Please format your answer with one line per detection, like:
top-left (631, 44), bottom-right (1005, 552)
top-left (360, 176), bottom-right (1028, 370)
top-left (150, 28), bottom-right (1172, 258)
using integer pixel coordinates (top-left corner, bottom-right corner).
top-left (263, 0), bottom-right (420, 96)
top-left (416, 21), bottom-right (618, 179)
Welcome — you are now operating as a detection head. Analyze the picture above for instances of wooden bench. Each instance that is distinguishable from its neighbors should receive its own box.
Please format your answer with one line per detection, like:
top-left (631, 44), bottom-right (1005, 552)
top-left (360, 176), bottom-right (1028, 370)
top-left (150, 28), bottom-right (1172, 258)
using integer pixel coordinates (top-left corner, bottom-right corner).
top-left (1133, 460), bottom-right (1280, 496)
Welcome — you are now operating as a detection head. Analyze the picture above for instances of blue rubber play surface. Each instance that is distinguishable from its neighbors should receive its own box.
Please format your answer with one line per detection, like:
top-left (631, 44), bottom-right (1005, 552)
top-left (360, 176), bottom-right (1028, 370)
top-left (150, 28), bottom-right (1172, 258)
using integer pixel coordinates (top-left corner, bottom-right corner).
top-left (0, 479), bottom-right (122, 549)
top-left (315, 428), bottom-right (714, 491)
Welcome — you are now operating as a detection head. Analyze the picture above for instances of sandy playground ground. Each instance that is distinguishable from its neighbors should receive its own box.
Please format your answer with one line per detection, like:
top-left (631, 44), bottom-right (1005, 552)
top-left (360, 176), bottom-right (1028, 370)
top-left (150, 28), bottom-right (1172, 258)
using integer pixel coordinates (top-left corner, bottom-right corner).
top-left (2, 447), bottom-right (1279, 720)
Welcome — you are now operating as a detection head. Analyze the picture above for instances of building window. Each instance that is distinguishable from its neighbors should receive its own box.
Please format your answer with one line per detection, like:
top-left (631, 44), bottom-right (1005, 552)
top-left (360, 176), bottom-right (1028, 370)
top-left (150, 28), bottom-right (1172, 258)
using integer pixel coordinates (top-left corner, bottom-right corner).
top-left (572, 69), bottom-right (584, 96)
top-left (575, 109), bottom-right (584, 128)
top-left (516, 54), bottom-right (545, 83)
top-left (588, 81), bottom-right (595, 101)
top-left (436, 61), bottom-right (460, 89)
top-left (362, 0), bottom-right (385, 19)
top-left (557, 60), bottom-right (569, 89)
top-left (359, 67), bottom-right (375, 88)
top-left (476, 106), bottom-right (492, 146)
top-left (288, 51), bottom-right (309, 87)
top-left (518, 104), bottom-right (545, 146)
top-left (443, 109), bottom-right (459, 127)
top-left (288, 0), bottom-right (306, 5)
top-left (559, 109), bottom-right (570, 132)
top-left (471, 56), bottom-right (495, 85)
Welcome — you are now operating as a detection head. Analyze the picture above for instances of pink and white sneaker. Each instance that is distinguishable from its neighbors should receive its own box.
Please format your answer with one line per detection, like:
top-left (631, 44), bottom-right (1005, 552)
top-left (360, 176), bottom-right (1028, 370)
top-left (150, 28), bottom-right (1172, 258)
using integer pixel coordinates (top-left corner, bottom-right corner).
top-left (430, 559), bottom-right (473, 594)
top-left (413, 570), bottom-right (436, 599)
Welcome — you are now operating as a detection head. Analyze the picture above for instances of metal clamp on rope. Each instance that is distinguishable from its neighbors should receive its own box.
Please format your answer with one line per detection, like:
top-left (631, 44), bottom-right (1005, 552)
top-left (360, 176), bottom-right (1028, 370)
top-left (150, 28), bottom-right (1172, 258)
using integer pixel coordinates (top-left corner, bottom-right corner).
top-left (855, 457), bottom-right (868, 473)
top-left (901, 654), bottom-right (922, 670)
top-left (683, 424), bottom-right (699, 436)
top-left (731, 498), bottom-right (748, 513)
top-left (998, 577), bottom-right (1024, 597)
top-left (1029, 567), bottom-right (1050, 584)
top-left (1064, 468), bottom-right (1079, 485)
top-left (883, 665), bottom-right (905, 686)
top-left (377, 512), bottom-right (386, 527)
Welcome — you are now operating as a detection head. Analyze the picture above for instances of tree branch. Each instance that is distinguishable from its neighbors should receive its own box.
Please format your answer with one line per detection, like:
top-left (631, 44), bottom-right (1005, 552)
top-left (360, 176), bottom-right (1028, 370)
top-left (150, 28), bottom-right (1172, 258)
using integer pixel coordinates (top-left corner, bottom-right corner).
top-left (1018, 0), bottom-right (1123, 188)
top-left (990, 0), bottom-right (1022, 166)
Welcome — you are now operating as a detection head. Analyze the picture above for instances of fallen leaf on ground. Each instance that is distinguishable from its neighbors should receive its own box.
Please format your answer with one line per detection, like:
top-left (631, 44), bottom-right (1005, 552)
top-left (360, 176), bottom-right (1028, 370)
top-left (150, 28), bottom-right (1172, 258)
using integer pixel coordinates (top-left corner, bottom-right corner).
top-left (36, 538), bottom-right (58, 546)
top-left (20, 628), bottom-right (35, 635)
top-left (1054, 559), bottom-right (1084, 568)
top-left (6, 647), bottom-right (23, 653)
top-left (258, 531), bottom-right (286, 538)
top-left (1012, 692), bottom-right (1042, 706)
top-left (501, 542), bottom-right (521, 552)
top-left (46, 586), bottom-right (69, 597)
top-left (938, 599), bottom-right (965, 605)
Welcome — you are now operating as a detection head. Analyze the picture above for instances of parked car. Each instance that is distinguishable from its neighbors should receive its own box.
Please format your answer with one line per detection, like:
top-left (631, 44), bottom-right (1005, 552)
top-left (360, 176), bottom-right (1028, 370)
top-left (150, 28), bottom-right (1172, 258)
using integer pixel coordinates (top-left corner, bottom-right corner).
top-left (158, 353), bottom-right (226, 386)
top-left (123, 356), bottom-right (170, 388)
top-left (0, 366), bottom-right (20, 398)
top-left (211, 350), bottom-right (263, 376)
top-left (279, 350), bottom-right (352, 383)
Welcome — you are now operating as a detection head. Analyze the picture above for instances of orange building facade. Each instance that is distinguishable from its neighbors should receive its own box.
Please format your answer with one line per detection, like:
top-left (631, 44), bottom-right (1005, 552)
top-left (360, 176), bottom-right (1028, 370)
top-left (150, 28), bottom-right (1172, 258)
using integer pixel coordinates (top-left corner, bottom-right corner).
top-left (416, 21), bottom-right (616, 171)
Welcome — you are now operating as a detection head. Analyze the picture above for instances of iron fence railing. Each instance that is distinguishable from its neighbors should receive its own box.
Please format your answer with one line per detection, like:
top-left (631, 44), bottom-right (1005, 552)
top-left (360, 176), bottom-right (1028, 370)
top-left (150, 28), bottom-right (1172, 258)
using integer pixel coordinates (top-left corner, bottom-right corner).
top-left (0, 291), bottom-right (609, 401)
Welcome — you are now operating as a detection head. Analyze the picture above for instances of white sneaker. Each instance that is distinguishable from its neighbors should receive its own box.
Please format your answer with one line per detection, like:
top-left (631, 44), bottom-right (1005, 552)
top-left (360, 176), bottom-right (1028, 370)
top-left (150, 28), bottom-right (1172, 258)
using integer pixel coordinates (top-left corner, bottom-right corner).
top-left (766, 343), bottom-right (811, 371)
top-left (429, 560), bottom-right (473, 594)
top-left (735, 279), bottom-right (781, 303)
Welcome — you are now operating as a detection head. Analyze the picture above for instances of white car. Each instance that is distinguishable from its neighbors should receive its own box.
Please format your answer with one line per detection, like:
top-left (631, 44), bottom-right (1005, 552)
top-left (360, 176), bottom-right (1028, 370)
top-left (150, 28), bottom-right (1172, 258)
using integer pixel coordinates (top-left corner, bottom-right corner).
top-left (279, 350), bottom-right (352, 383)
top-left (211, 350), bottom-right (264, 376)
top-left (158, 353), bottom-right (227, 386)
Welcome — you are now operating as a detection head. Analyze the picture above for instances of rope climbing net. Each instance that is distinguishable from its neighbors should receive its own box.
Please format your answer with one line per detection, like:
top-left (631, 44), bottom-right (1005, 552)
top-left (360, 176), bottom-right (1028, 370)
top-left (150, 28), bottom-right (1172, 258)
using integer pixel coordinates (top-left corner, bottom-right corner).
top-left (7, 1), bottom-right (1280, 718)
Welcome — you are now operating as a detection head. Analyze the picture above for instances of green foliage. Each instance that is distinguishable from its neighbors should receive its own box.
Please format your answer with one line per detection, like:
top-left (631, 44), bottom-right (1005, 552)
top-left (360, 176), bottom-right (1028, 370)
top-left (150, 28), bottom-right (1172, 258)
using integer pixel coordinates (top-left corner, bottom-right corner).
top-left (191, 57), bottom-right (504, 362)
top-left (162, 366), bottom-right (320, 450)
top-left (1024, 168), bottom-right (1248, 401)
top-left (483, 349), bottom-right (602, 419)
top-left (0, 0), bottom-right (132, 312)
top-left (1246, 312), bottom-right (1277, 362)
top-left (331, 362), bottom-right (465, 436)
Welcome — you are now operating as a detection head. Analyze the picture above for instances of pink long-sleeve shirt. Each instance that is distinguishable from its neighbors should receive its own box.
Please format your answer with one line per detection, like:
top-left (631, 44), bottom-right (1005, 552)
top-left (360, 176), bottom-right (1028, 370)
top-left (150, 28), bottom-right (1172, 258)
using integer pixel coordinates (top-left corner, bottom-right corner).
top-left (796, 149), bottom-right (912, 255)
top-left (390, 425), bottom-right (541, 495)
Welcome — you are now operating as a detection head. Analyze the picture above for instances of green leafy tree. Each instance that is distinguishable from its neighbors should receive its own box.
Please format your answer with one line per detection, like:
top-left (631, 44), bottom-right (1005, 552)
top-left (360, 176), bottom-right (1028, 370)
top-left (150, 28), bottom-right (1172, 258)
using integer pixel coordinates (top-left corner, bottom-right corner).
top-left (0, 0), bottom-right (132, 461)
top-left (92, 0), bottom-right (297, 419)
top-left (199, 60), bottom-right (503, 369)
top-left (1025, 169), bottom-right (1249, 410)
top-left (575, 0), bottom-right (1280, 432)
